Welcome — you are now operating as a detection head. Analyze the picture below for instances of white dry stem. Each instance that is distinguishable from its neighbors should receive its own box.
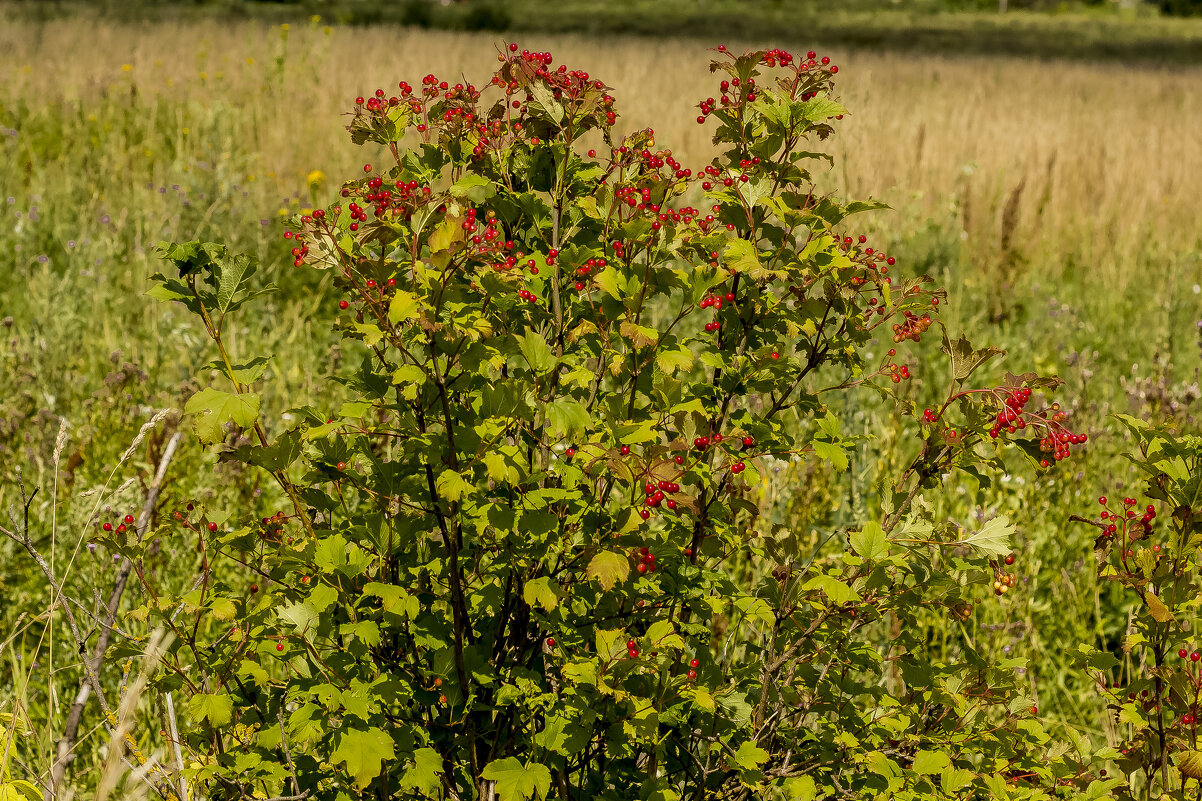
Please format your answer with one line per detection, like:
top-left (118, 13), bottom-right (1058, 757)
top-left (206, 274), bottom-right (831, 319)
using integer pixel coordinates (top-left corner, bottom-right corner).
top-left (96, 631), bottom-right (172, 801)
top-left (163, 694), bottom-right (187, 801)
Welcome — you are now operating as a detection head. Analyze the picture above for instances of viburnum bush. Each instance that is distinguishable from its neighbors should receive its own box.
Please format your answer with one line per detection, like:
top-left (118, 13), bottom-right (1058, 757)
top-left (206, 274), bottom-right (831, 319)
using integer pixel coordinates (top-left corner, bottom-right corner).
top-left (131, 43), bottom-right (1115, 800)
top-left (1070, 417), bottom-right (1202, 799)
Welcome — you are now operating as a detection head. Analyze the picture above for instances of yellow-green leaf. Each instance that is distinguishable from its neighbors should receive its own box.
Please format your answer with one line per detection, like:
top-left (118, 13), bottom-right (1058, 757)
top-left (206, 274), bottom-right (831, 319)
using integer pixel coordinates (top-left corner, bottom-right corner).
top-left (587, 551), bottom-right (630, 591)
top-left (184, 388), bottom-right (261, 445)
top-left (1145, 591), bottom-right (1174, 624)
top-left (389, 291), bottom-right (421, 324)
top-left (332, 727), bottom-right (395, 790)
top-left (523, 577), bottom-right (559, 612)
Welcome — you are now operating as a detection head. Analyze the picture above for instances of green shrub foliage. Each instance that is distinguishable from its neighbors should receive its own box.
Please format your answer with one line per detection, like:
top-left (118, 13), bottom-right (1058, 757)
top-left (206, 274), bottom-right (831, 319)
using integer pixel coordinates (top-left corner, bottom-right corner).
top-left (142, 44), bottom-right (1109, 800)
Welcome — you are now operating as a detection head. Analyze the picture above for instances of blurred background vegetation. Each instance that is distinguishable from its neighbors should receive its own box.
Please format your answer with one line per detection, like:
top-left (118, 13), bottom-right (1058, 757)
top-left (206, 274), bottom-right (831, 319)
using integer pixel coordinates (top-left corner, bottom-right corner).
top-left (0, 0), bottom-right (1199, 796)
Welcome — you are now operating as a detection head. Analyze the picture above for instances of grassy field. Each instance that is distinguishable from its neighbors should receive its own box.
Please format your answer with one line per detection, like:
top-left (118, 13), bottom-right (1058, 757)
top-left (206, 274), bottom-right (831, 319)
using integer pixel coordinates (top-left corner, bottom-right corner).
top-left (2, 12), bottom-right (1201, 796)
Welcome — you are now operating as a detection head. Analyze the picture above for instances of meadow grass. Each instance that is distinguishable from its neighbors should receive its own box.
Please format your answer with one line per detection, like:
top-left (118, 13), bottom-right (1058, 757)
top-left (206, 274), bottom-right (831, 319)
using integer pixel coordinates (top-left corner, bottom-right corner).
top-left (1, 14), bottom-right (1200, 794)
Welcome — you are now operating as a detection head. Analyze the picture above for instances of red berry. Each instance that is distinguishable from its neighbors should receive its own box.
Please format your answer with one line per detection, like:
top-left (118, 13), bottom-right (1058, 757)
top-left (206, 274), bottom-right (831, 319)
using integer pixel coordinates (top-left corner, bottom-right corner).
top-left (689, 658), bottom-right (699, 667)
top-left (276, 643), bottom-right (284, 651)
top-left (546, 637), bottom-right (556, 647)
top-left (123, 514), bottom-right (134, 524)
top-left (1004, 554), bottom-right (1015, 566)
top-left (339, 300), bottom-right (349, 310)
top-left (207, 522), bottom-right (218, 532)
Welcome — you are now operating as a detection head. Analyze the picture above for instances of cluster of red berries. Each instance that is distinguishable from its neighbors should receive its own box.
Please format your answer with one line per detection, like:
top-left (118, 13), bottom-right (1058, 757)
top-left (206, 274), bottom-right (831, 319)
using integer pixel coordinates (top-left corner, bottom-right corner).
top-left (100, 513), bottom-right (136, 535)
top-left (695, 74), bottom-right (758, 124)
top-left (891, 310), bottom-right (932, 344)
top-left (625, 638), bottom-right (641, 659)
top-left (641, 482), bottom-right (679, 518)
top-left (283, 230), bottom-right (309, 267)
top-left (500, 45), bottom-right (612, 115)
top-left (991, 387), bottom-right (1033, 434)
top-left (633, 546), bottom-right (658, 573)
top-left (885, 362), bottom-right (911, 384)
top-left (624, 143), bottom-right (691, 180)
top-left (992, 571), bottom-right (1017, 596)
top-left (698, 159), bottom-right (759, 192)
top-left (570, 255), bottom-right (607, 292)
top-left (1097, 496), bottom-right (1156, 537)
top-left (644, 481), bottom-right (679, 508)
top-left (983, 389), bottom-right (1087, 468)
top-left (686, 656), bottom-right (700, 680)
top-left (1033, 404), bottom-right (1086, 467)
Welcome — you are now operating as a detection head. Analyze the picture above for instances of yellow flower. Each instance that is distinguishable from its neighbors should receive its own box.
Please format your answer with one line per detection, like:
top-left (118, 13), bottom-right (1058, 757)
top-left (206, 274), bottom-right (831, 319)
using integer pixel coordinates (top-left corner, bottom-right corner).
top-left (310, 14), bottom-right (321, 23)
top-left (307, 170), bottom-right (327, 189)
top-left (121, 63), bottom-right (133, 72)
top-left (280, 23), bottom-right (290, 32)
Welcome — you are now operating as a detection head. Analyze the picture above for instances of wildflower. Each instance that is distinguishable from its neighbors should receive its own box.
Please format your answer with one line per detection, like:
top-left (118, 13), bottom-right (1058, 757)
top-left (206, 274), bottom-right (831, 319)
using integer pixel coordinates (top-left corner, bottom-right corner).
top-left (307, 170), bottom-right (327, 189)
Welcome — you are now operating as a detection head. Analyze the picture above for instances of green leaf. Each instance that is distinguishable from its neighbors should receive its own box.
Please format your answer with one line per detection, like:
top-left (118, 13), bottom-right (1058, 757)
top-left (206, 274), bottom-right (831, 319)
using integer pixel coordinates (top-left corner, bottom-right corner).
top-left (586, 550), bottom-right (630, 591)
top-left (216, 251), bottom-right (256, 314)
top-left (523, 577), bottom-right (559, 612)
top-left (594, 267), bottom-right (623, 299)
top-left (277, 601), bottom-right (320, 635)
top-left (527, 81), bottom-right (565, 124)
top-left (960, 515), bottom-right (1013, 558)
top-left (1, 779), bottom-right (42, 801)
top-left (723, 239), bottom-right (760, 275)
top-left (942, 330), bottom-right (1005, 383)
top-left (399, 747), bottom-right (444, 797)
top-left (389, 291), bottom-right (421, 324)
top-left (850, 522), bottom-right (888, 561)
top-left (436, 469), bottom-right (470, 502)
top-left (203, 356), bottom-right (270, 385)
top-left (1145, 590), bottom-right (1174, 623)
top-left (644, 619), bottom-right (685, 651)
top-left (547, 399), bottom-right (589, 439)
top-left (184, 388), bottom-right (261, 445)
top-left (221, 427), bottom-right (303, 471)
top-left (655, 346), bottom-right (694, 375)
top-left (1178, 751), bottom-right (1202, 780)
top-left (801, 574), bottom-right (860, 605)
top-left (730, 740), bottom-right (769, 770)
top-left (912, 749), bottom-right (950, 775)
top-left (332, 727), bottom-right (395, 789)
top-left (811, 439), bottom-right (848, 472)
top-left (799, 96), bottom-right (847, 123)
top-left (187, 693), bottom-right (233, 728)
top-left (781, 777), bottom-right (816, 801)
top-left (482, 757), bottom-right (552, 801)
top-left (940, 766), bottom-right (973, 793)
top-left (449, 174), bottom-right (496, 204)
top-left (519, 331), bottom-right (556, 373)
